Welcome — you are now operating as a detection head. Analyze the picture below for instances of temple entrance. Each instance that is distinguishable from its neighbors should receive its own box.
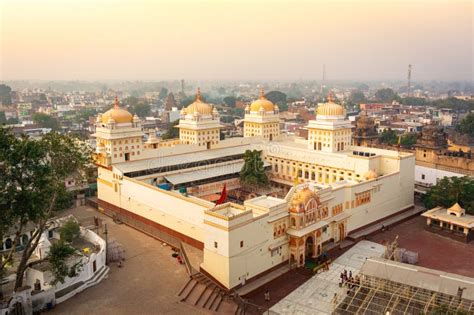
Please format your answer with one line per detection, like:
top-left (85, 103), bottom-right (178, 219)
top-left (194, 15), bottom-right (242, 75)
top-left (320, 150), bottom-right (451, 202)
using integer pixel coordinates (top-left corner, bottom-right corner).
top-left (339, 223), bottom-right (345, 241)
top-left (305, 236), bottom-right (314, 258)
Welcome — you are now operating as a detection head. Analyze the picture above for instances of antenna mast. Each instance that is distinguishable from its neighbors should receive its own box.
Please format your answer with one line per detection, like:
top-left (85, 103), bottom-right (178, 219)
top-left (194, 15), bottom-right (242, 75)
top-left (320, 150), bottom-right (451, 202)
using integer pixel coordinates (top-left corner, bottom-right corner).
top-left (407, 64), bottom-right (412, 97)
top-left (320, 64), bottom-right (326, 98)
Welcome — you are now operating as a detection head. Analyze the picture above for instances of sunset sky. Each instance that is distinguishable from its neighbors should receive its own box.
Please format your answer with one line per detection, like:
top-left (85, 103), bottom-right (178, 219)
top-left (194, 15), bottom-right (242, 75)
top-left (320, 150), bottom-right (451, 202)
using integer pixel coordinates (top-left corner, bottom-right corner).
top-left (0, 0), bottom-right (472, 81)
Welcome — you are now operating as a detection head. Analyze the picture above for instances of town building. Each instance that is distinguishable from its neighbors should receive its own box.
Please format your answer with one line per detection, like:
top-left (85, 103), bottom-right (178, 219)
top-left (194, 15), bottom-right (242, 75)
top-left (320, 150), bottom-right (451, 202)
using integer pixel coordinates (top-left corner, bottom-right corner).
top-left (93, 90), bottom-right (415, 290)
top-left (414, 124), bottom-right (474, 193)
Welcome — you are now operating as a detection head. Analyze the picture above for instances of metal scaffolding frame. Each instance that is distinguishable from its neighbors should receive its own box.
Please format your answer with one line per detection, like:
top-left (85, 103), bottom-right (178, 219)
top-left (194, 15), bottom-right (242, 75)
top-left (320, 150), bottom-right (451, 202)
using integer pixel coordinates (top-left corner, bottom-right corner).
top-left (333, 275), bottom-right (474, 314)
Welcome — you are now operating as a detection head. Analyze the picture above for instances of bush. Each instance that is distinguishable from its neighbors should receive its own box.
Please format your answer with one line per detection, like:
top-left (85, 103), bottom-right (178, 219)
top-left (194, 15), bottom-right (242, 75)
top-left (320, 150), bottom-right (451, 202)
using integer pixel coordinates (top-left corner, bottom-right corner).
top-left (60, 220), bottom-right (80, 242)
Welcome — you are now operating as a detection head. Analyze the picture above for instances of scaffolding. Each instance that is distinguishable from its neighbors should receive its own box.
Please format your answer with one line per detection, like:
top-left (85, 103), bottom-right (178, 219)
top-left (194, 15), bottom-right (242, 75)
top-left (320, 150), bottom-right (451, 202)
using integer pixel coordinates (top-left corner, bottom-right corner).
top-left (333, 274), bottom-right (474, 314)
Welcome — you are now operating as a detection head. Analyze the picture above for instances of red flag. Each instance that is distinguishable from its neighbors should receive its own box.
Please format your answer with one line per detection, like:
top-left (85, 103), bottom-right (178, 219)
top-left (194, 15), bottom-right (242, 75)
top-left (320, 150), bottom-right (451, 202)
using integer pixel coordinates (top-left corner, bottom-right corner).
top-left (215, 184), bottom-right (227, 205)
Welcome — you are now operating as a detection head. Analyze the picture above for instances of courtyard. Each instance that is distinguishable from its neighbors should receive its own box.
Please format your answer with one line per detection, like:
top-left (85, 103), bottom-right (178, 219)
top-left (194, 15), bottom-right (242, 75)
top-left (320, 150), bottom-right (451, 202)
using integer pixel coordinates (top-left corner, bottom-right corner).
top-left (367, 215), bottom-right (474, 277)
top-left (47, 206), bottom-right (212, 315)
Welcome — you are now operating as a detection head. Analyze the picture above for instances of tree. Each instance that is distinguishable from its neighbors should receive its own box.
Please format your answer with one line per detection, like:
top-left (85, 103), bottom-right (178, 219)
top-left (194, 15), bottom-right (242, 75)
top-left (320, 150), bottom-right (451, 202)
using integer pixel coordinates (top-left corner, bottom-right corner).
top-left (374, 88), bottom-right (398, 103)
top-left (47, 241), bottom-right (83, 285)
top-left (239, 150), bottom-right (268, 188)
top-left (158, 87), bottom-right (169, 100)
top-left (0, 84), bottom-right (12, 106)
top-left (347, 90), bottom-right (367, 108)
top-left (399, 97), bottom-right (427, 106)
top-left (456, 113), bottom-right (474, 138)
top-left (400, 133), bottom-right (418, 148)
top-left (161, 119), bottom-right (180, 139)
top-left (379, 129), bottom-right (398, 145)
top-left (223, 96), bottom-right (237, 107)
top-left (0, 129), bottom-right (91, 289)
top-left (423, 176), bottom-right (474, 215)
top-left (265, 91), bottom-right (287, 106)
top-left (60, 220), bottom-right (80, 243)
top-left (32, 113), bottom-right (60, 130)
top-left (131, 103), bottom-right (151, 117)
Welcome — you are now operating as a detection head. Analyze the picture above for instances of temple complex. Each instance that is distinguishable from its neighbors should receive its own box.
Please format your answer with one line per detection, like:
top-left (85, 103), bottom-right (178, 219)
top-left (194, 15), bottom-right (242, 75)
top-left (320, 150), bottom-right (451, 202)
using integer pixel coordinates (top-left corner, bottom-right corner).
top-left (93, 90), bottom-right (415, 289)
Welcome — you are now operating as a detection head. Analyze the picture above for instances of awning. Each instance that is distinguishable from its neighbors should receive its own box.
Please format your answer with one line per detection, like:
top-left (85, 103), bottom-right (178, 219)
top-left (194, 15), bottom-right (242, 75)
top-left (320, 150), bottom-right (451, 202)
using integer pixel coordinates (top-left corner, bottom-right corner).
top-left (286, 220), bottom-right (329, 238)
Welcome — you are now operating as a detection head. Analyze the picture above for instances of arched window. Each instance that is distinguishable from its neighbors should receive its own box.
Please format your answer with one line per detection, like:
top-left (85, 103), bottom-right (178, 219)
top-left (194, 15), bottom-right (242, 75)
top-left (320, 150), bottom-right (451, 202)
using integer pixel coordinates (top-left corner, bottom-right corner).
top-left (291, 217), bottom-right (296, 228)
top-left (5, 238), bottom-right (12, 249)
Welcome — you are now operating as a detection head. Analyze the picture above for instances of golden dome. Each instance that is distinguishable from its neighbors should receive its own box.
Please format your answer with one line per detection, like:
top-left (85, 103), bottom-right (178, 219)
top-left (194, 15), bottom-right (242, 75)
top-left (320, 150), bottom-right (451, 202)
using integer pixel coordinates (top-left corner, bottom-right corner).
top-left (290, 187), bottom-right (318, 213)
top-left (184, 88), bottom-right (213, 115)
top-left (316, 92), bottom-right (345, 116)
top-left (101, 97), bottom-right (133, 124)
top-left (250, 88), bottom-right (275, 112)
top-left (364, 170), bottom-right (378, 180)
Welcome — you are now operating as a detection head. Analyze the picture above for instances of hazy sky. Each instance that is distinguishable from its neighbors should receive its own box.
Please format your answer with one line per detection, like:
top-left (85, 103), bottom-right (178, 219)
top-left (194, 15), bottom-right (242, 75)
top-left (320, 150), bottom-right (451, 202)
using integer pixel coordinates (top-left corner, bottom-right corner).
top-left (1, 0), bottom-right (472, 81)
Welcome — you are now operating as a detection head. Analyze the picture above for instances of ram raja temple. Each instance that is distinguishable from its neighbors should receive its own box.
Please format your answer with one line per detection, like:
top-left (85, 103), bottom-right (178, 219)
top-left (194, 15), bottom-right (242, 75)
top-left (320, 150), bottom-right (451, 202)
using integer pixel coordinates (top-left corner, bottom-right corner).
top-left (93, 89), bottom-right (414, 290)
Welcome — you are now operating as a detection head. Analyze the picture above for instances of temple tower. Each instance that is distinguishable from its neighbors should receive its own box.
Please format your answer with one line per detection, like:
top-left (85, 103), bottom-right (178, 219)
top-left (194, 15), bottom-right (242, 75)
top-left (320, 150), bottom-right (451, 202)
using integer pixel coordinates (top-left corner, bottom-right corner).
top-left (243, 89), bottom-right (280, 141)
top-left (306, 93), bottom-right (352, 152)
top-left (176, 88), bottom-right (222, 149)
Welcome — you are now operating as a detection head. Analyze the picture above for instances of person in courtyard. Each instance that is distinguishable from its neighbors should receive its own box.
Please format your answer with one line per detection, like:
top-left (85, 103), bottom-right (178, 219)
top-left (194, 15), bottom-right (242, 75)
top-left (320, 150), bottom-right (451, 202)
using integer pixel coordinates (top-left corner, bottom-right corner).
top-left (264, 289), bottom-right (270, 302)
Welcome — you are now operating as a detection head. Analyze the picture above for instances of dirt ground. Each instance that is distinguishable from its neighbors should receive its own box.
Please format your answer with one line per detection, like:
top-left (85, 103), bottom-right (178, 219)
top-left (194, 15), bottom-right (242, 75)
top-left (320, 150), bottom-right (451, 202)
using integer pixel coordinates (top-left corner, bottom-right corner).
top-left (367, 215), bottom-right (474, 277)
top-left (48, 206), bottom-right (211, 315)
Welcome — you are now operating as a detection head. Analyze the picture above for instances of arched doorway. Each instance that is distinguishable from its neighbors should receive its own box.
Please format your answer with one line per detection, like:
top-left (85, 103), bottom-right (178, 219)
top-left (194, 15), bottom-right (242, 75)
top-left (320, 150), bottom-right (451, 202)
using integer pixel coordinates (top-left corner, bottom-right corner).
top-left (339, 223), bottom-right (345, 241)
top-left (305, 236), bottom-right (314, 258)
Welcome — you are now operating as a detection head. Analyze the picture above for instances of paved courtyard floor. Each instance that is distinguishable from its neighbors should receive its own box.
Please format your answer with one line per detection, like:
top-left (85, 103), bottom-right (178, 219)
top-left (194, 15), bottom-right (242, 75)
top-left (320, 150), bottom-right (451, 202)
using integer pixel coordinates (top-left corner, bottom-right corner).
top-left (270, 241), bottom-right (385, 315)
top-left (367, 215), bottom-right (474, 277)
top-left (48, 206), bottom-right (211, 315)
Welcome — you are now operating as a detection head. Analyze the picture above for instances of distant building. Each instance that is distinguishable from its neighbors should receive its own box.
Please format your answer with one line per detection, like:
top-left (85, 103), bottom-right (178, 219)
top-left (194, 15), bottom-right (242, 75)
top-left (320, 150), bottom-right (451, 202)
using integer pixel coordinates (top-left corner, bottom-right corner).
top-left (353, 113), bottom-right (379, 147)
top-left (360, 103), bottom-right (387, 111)
top-left (422, 203), bottom-right (474, 242)
top-left (414, 124), bottom-right (474, 193)
top-left (164, 92), bottom-right (177, 111)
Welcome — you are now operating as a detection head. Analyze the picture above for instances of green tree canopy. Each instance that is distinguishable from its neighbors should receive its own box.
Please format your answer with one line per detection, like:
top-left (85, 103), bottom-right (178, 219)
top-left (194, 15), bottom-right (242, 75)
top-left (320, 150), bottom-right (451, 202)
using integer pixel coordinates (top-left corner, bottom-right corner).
top-left (456, 113), bottom-right (474, 138)
top-left (32, 113), bottom-right (60, 130)
top-left (0, 84), bottom-right (12, 106)
top-left (400, 133), bottom-right (418, 148)
top-left (158, 87), bottom-right (169, 100)
top-left (131, 103), bottom-right (151, 117)
top-left (423, 176), bottom-right (474, 215)
top-left (374, 88), bottom-right (398, 103)
top-left (265, 91), bottom-right (287, 106)
top-left (0, 129), bottom-right (91, 289)
top-left (347, 90), bottom-right (367, 108)
top-left (47, 241), bottom-right (83, 285)
top-left (223, 96), bottom-right (237, 107)
top-left (239, 150), bottom-right (268, 188)
top-left (379, 129), bottom-right (398, 145)
top-left (60, 220), bottom-right (80, 242)
top-left (161, 119), bottom-right (180, 140)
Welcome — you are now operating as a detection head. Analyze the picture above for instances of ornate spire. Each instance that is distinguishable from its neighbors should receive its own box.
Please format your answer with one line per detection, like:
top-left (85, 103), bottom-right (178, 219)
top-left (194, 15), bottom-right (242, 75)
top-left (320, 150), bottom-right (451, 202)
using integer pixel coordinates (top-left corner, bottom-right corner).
top-left (196, 88), bottom-right (201, 101)
top-left (327, 91), bottom-right (334, 103)
top-left (259, 88), bottom-right (265, 99)
top-left (114, 96), bottom-right (120, 109)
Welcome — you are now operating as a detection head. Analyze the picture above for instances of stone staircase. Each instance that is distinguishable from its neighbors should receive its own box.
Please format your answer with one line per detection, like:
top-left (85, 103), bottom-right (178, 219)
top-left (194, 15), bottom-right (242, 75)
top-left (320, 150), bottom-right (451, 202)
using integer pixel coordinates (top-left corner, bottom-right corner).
top-left (55, 265), bottom-right (110, 303)
top-left (177, 273), bottom-right (238, 314)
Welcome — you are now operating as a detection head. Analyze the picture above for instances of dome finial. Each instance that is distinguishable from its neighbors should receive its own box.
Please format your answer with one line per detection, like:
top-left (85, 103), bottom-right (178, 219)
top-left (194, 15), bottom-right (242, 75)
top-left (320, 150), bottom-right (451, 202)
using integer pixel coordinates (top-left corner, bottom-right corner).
top-left (114, 96), bottom-right (120, 109)
top-left (196, 88), bottom-right (201, 101)
top-left (327, 91), bottom-right (334, 103)
top-left (259, 88), bottom-right (265, 99)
